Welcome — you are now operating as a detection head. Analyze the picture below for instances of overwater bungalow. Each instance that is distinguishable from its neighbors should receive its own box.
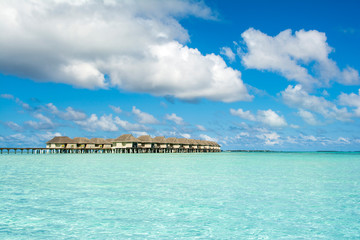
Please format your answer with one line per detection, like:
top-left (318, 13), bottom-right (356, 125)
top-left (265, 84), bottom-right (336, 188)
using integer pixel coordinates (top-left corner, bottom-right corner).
top-left (46, 136), bottom-right (74, 148)
top-left (137, 135), bottom-right (154, 152)
top-left (166, 137), bottom-right (181, 153)
top-left (196, 140), bottom-right (205, 151)
top-left (73, 137), bottom-right (90, 149)
top-left (90, 138), bottom-right (110, 149)
top-left (42, 135), bottom-right (220, 154)
top-left (153, 136), bottom-right (167, 152)
top-left (188, 139), bottom-right (198, 151)
top-left (178, 138), bottom-right (190, 152)
top-left (112, 134), bottom-right (140, 153)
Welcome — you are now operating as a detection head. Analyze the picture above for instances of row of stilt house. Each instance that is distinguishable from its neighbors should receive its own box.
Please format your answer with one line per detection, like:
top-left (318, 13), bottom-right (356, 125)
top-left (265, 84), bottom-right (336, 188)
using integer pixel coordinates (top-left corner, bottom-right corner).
top-left (46, 134), bottom-right (221, 153)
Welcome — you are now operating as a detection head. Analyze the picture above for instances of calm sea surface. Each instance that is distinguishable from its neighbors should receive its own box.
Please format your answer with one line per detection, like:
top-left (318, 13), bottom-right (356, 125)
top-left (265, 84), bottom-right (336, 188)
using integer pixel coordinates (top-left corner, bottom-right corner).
top-left (0, 152), bottom-right (359, 239)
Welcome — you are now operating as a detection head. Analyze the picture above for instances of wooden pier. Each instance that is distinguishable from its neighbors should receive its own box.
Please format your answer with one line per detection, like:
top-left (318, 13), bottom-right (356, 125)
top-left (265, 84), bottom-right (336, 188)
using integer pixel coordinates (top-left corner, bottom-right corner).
top-left (0, 147), bottom-right (220, 154)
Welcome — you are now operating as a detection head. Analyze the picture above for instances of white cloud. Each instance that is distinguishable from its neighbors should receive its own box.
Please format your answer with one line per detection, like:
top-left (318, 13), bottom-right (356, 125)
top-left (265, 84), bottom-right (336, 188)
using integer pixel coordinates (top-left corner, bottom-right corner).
top-left (300, 134), bottom-right (317, 141)
top-left (165, 113), bottom-right (184, 125)
top-left (0, 132), bottom-right (62, 147)
top-left (235, 132), bottom-right (250, 138)
top-left (46, 103), bottom-right (86, 121)
top-left (4, 121), bottom-right (23, 131)
top-left (338, 89), bottom-right (360, 117)
top-left (281, 85), bottom-right (352, 121)
top-left (200, 134), bottom-right (217, 142)
top-left (230, 108), bottom-right (287, 127)
top-left (230, 108), bottom-right (256, 121)
top-left (109, 105), bottom-right (122, 114)
top-left (75, 112), bottom-right (147, 132)
top-left (298, 109), bottom-right (318, 125)
top-left (131, 131), bottom-right (149, 137)
top-left (337, 137), bottom-right (350, 144)
top-left (1, 93), bottom-right (14, 99)
top-left (24, 113), bottom-right (56, 130)
top-left (1, 94), bottom-right (32, 110)
top-left (256, 132), bottom-right (281, 145)
top-left (220, 47), bottom-right (235, 62)
top-left (4, 133), bottom-right (27, 142)
top-left (180, 133), bottom-right (191, 138)
top-left (196, 125), bottom-right (206, 131)
top-left (257, 109), bottom-right (287, 127)
top-left (241, 28), bottom-right (359, 89)
top-left (132, 106), bottom-right (159, 124)
top-left (15, 98), bottom-right (31, 110)
top-left (36, 131), bottom-right (62, 141)
top-left (114, 117), bottom-right (149, 131)
top-left (0, 0), bottom-right (251, 102)
top-left (75, 114), bottom-right (118, 132)
top-left (341, 67), bottom-right (360, 85)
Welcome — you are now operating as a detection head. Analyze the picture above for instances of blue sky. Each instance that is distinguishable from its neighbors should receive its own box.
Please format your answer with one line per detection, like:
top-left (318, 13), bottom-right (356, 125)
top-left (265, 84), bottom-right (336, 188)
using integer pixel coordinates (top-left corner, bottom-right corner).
top-left (1, 0), bottom-right (360, 150)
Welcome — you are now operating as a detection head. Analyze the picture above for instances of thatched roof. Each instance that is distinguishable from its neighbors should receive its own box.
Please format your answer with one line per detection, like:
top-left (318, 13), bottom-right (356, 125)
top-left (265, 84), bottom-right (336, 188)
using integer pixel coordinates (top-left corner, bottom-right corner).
top-left (202, 140), bottom-right (210, 146)
top-left (114, 134), bottom-right (140, 142)
top-left (73, 137), bottom-right (90, 144)
top-left (166, 137), bottom-right (179, 144)
top-left (188, 139), bottom-right (199, 145)
top-left (196, 140), bottom-right (206, 145)
top-left (153, 136), bottom-right (166, 143)
top-left (137, 135), bottom-right (153, 143)
top-left (178, 138), bottom-right (190, 144)
top-left (208, 141), bottom-right (216, 146)
top-left (89, 138), bottom-right (107, 144)
top-left (47, 136), bottom-right (74, 144)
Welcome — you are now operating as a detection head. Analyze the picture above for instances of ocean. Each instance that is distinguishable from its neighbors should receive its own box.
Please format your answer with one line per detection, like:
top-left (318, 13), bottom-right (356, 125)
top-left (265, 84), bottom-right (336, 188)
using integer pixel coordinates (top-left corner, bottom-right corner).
top-left (0, 152), bottom-right (359, 239)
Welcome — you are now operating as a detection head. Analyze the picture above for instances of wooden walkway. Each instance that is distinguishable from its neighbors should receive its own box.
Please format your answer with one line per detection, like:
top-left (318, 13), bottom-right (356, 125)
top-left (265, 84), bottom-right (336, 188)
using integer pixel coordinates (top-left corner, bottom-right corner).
top-left (0, 147), bottom-right (220, 154)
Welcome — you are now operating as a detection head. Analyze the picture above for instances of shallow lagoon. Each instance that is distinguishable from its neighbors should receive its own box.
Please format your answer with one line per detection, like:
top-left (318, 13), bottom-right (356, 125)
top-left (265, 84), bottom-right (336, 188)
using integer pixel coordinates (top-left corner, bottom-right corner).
top-left (1, 152), bottom-right (360, 239)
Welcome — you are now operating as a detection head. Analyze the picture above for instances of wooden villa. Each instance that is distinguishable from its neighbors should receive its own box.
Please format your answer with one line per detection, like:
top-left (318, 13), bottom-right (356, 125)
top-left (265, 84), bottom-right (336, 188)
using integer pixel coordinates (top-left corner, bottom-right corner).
top-left (42, 134), bottom-right (221, 154)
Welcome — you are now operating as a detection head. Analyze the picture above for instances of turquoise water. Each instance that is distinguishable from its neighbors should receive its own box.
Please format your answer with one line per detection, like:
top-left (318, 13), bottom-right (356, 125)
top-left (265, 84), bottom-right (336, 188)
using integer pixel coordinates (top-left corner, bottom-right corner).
top-left (0, 152), bottom-right (360, 239)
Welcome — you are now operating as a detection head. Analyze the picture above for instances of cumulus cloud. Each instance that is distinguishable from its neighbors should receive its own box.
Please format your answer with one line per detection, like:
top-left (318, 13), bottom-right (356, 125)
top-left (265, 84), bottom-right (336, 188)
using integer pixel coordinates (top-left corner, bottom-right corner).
top-left (109, 105), bottom-right (122, 114)
top-left (200, 134), bottom-right (217, 142)
top-left (341, 67), bottom-right (360, 85)
top-left (241, 28), bottom-right (360, 89)
top-left (4, 121), bottom-right (23, 131)
top-left (131, 131), bottom-right (149, 137)
top-left (132, 106), bottom-right (159, 124)
top-left (220, 47), bottom-right (236, 62)
top-left (24, 113), bottom-right (56, 130)
top-left (196, 125), bottom-right (206, 131)
top-left (337, 137), bottom-right (350, 144)
top-left (114, 117), bottom-right (149, 131)
top-left (256, 132), bottom-right (281, 145)
top-left (230, 108), bottom-right (287, 127)
top-left (298, 109), bottom-right (318, 125)
top-left (0, 0), bottom-right (251, 102)
top-left (75, 114), bottom-right (118, 132)
top-left (230, 108), bottom-right (256, 121)
top-left (281, 85), bottom-right (352, 122)
top-left (180, 133), bottom-right (191, 138)
top-left (300, 134), bottom-right (318, 141)
top-left (75, 113), bottom-right (149, 132)
top-left (0, 132), bottom-right (62, 147)
top-left (165, 113), bottom-right (184, 125)
top-left (37, 131), bottom-right (62, 141)
top-left (235, 132), bottom-right (250, 138)
top-left (46, 103), bottom-right (86, 121)
top-left (257, 109), bottom-right (287, 127)
top-left (1, 94), bottom-right (33, 111)
top-left (338, 89), bottom-right (360, 117)
top-left (1, 93), bottom-right (14, 99)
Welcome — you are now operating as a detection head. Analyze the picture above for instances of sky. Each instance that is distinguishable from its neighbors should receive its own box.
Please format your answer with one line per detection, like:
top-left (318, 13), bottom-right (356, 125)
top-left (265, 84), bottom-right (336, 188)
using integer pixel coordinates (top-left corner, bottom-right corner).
top-left (1, 0), bottom-right (360, 151)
